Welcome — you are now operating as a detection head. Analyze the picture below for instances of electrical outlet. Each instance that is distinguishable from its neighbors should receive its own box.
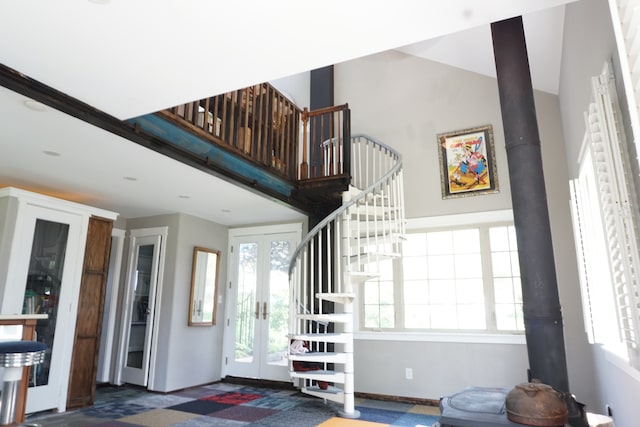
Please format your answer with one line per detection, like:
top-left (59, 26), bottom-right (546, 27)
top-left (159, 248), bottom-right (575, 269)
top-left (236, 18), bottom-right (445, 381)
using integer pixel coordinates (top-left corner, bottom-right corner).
top-left (405, 368), bottom-right (413, 380)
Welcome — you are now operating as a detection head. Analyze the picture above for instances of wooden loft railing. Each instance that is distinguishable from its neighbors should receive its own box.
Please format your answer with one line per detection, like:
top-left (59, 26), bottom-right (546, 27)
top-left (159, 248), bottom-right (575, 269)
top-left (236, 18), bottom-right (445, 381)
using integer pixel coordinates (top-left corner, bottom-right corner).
top-left (300, 104), bottom-right (351, 182)
top-left (158, 83), bottom-right (300, 179)
top-left (155, 83), bottom-right (351, 193)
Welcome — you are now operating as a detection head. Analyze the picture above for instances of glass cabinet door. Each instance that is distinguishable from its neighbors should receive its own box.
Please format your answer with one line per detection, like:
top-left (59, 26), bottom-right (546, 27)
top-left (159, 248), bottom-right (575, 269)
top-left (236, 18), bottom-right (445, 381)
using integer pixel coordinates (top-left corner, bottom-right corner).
top-left (22, 219), bottom-right (70, 387)
top-left (11, 202), bottom-right (87, 415)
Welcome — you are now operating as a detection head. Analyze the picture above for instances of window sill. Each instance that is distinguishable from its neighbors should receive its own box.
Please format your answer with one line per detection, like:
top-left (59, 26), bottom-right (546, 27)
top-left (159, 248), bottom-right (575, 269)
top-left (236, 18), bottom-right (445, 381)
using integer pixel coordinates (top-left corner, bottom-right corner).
top-left (354, 330), bottom-right (526, 345)
top-left (601, 343), bottom-right (640, 381)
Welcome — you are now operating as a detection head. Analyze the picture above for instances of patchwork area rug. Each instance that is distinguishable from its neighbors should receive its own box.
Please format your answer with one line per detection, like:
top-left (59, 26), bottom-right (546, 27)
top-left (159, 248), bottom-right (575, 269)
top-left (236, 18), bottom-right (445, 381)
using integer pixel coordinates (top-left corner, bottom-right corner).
top-left (28, 382), bottom-right (440, 427)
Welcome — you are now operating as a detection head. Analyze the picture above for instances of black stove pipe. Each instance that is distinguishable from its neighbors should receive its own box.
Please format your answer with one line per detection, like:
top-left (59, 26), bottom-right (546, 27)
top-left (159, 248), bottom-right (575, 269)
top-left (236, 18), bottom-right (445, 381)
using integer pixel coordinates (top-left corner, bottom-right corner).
top-left (490, 16), bottom-right (570, 394)
top-left (491, 17), bottom-right (589, 427)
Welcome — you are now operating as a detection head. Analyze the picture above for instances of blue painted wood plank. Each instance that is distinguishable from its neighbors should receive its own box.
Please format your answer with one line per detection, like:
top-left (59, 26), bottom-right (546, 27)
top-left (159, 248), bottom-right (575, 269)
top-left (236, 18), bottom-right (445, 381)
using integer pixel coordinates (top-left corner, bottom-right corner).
top-left (126, 114), bottom-right (294, 197)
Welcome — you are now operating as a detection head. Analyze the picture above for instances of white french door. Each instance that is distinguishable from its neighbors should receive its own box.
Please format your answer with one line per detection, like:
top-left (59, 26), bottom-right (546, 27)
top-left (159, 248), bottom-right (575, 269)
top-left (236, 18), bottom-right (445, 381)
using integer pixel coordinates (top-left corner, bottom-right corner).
top-left (117, 227), bottom-right (166, 387)
top-left (223, 224), bottom-right (301, 382)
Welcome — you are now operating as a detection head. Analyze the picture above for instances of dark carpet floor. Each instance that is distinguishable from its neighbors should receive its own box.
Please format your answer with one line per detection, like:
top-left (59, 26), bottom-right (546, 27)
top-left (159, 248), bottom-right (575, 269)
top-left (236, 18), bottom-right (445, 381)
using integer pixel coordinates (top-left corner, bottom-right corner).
top-left (26, 382), bottom-right (440, 427)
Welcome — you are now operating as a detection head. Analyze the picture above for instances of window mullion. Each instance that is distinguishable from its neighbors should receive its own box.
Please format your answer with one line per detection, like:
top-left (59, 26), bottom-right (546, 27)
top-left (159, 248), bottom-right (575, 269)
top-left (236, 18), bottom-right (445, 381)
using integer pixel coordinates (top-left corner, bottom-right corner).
top-left (479, 226), bottom-right (497, 331)
top-left (393, 256), bottom-right (404, 330)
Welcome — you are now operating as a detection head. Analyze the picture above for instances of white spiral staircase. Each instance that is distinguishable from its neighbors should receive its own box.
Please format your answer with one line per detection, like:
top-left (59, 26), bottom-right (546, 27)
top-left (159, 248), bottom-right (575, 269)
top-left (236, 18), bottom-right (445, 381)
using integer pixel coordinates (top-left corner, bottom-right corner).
top-left (288, 134), bottom-right (405, 417)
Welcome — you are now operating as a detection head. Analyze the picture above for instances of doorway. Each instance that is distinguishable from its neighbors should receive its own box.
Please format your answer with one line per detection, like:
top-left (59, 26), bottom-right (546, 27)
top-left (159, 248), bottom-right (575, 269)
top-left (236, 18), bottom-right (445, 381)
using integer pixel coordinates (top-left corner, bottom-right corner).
top-left (223, 223), bottom-right (301, 382)
top-left (115, 227), bottom-right (167, 388)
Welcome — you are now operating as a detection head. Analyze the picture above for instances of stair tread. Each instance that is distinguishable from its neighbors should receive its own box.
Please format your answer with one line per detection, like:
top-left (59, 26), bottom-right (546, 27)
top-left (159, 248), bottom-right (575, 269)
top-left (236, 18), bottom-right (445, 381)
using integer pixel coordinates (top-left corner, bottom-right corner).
top-left (297, 313), bottom-right (352, 323)
top-left (344, 227), bottom-right (403, 239)
top-left (302, 386), bottom-right (345, 404)
top-left (289, 333), bottom-right (351, 343)
top-left (347, 251), bottom-right (401, 260)
top-left (316, 293), bottom-right (355, 304)
top-left (345, 271), bottom-right (380, 283)
top-left (290, 369), bottom-right (345, 382)
top-left (289, 352), bottom-right (347, 362)
top-left (348, 207), bottom-right (401, 220)
top-left (304, 385), bottom-right (343, 395)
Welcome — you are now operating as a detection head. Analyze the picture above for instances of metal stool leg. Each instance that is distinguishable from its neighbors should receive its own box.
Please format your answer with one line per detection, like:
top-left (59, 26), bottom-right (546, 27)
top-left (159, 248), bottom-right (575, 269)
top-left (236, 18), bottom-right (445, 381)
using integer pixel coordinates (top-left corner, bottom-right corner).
top-left (0, 366), bottom-right (22, 424)
top-left (0, 341), bottom-right (47, 427)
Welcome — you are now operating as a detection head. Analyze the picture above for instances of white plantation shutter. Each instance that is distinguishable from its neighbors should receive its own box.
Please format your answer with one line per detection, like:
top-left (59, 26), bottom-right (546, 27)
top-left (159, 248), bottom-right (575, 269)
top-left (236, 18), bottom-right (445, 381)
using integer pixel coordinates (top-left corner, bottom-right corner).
top-left (580, 62), bottom-right (640, 367)
top-left (610, 0), bottom-right (640, 150)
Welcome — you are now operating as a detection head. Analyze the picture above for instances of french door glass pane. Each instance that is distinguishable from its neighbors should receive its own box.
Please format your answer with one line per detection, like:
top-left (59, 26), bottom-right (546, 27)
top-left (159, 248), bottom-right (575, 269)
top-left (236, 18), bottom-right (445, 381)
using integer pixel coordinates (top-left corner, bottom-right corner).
top-left (23, 219), bottom-right (69, 387)
top-left (126, 244), bottom-right (154, 369)
top-left (235, 242), bottom-right (257, 363)
top-left (267, 240), bottom-right (290, 366)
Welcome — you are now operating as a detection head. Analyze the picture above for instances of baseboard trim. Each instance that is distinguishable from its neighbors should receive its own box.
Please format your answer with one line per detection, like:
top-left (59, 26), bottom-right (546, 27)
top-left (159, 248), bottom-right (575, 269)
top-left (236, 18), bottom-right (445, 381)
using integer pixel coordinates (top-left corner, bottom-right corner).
top-left (220, 377), bottom-right (440, 407)
top-left (354, 391), bottom-right (440, 407)
top-left (222, 376), bottom-right (297, 390)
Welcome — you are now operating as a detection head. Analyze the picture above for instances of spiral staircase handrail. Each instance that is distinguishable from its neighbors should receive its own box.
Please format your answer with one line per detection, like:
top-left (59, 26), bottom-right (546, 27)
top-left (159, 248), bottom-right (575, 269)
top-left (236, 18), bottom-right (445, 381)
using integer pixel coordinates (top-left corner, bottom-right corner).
top-left (288, 134), bottom-right (403, 276)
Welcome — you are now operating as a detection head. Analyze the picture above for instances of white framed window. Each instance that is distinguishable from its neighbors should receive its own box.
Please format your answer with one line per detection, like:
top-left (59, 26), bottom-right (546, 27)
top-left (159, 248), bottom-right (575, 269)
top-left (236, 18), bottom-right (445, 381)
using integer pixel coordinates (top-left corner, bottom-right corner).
top-left (360, 210), bottom-right (523, 334)
top-left (362, 258), bottom-right (395, 329)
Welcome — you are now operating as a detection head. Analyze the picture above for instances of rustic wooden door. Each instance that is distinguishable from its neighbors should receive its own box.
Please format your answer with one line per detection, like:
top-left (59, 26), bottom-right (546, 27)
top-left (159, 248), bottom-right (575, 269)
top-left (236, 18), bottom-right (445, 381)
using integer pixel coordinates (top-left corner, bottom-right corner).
top-left (66, 216), bottom-right (113, 409)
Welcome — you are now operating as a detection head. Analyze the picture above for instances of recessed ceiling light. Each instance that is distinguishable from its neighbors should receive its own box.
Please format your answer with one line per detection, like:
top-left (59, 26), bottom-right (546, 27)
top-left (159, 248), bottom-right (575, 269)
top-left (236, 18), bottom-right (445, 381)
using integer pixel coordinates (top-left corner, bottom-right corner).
top-left (24, 100), bottom-right (47, 111)
top-left (123, 176), bottom-right (138, 181)
top-left (42, 150), bottom-right (61, 157)
top-left (179, 195), bottom-right (190, 199)
top-left (88, 0), bottom-right (111, 4)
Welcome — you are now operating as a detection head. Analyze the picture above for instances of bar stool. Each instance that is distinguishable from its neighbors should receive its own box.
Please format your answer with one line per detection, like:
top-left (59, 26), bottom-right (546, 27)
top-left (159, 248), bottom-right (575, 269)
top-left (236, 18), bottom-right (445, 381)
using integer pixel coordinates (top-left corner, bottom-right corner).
top-left (0, 341), bottom-right (47, 426)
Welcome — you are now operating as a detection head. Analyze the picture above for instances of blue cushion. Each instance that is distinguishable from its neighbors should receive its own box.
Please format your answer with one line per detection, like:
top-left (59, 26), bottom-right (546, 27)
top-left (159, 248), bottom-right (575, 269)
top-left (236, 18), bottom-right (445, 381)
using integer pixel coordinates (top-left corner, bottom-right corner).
top-left (0, 341), bottom-right (47, 354)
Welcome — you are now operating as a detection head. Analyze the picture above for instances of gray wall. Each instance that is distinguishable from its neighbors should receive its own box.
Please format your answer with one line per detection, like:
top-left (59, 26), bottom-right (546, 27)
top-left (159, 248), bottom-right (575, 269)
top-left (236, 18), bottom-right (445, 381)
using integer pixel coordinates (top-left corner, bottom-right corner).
top-left (0, 196), bottom-right (18, 303)
top-left (559, 0), bottom-right (640, 425)
top-left (335, 49), bottom-right (596, 406)
top-left (125, 213), bottom-right (228, 392)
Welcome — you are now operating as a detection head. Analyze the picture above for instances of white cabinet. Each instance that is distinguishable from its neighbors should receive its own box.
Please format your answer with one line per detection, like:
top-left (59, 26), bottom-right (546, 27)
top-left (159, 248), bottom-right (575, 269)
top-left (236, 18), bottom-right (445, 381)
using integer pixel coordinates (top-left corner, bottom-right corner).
top-left (0, 187), bottom-right (117, 414)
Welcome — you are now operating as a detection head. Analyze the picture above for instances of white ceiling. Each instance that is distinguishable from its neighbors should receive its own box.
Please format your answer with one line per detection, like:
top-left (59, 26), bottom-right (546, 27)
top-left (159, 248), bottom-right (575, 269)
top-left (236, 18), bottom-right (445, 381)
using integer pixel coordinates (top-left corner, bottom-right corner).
top-left (0, 0), bottom-right (576, 226)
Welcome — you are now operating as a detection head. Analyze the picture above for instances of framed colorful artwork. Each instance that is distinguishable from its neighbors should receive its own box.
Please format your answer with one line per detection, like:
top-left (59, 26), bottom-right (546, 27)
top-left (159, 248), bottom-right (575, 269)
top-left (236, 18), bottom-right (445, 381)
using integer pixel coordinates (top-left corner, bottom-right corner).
top-left (437, 124), bottom-right (499, 199)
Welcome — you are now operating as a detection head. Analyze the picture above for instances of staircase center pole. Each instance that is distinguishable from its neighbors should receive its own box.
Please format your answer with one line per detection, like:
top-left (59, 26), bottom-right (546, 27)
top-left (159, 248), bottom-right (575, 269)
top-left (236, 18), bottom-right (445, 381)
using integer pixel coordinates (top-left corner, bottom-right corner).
top-left (339, 192), bottom-right (359, 418)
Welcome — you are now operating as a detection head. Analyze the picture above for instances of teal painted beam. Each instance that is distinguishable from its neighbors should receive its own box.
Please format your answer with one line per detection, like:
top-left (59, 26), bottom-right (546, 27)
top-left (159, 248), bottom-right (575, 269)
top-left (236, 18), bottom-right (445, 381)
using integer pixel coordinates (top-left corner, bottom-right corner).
top-left (126, 114), bottom-right (294, 197)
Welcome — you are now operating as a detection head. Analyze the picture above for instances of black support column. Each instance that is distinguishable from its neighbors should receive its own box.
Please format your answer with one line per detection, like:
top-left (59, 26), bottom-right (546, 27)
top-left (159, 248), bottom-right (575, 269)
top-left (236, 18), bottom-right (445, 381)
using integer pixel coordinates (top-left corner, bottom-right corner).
top-left (491, 16), bottom-right (570, 393)
top-left (309, 66), bottom-right (335, 228)
top-left (310, 65), bottom-right (334, 110)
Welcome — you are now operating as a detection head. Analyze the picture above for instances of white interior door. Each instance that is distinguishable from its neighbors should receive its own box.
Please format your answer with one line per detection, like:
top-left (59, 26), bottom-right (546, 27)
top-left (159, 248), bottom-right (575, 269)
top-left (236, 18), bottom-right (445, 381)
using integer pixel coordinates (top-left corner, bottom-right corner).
top-left (118, 231), bottom-right (163, 387)
top-left (224, 224), bottom-right (301, 382)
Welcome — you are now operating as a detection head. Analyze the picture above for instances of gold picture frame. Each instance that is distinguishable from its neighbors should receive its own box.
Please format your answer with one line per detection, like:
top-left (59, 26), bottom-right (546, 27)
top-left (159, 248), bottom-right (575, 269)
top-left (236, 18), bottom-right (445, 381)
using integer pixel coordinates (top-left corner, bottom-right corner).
top-left (437, 124), bottom-right (499, 199)
top-left (189, 246), bottom-right (220, 326)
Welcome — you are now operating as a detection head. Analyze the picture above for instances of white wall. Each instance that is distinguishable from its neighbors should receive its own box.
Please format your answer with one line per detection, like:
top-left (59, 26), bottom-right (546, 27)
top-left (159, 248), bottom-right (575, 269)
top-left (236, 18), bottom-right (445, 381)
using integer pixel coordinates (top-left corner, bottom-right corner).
top-left (336, 50), bottom-right (512, 218)
top-left (0, 196), bottom-right (18, 300)
top-left (355, 338), bottom-right (528, 399)
top-left (559, 0), bottom-right (640, 425)
top-left (335, 50), bottom-right (596, 406)
top-left (165, 213), bottom-right (228, 391)
top-left (270, 71), bottom-right (311, 110)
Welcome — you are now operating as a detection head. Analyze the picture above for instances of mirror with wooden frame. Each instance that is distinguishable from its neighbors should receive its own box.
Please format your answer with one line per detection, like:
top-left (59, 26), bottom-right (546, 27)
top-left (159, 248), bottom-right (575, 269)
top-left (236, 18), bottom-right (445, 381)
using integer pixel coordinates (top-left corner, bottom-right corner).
top-left (189, 246), bottom-right (220, 326)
